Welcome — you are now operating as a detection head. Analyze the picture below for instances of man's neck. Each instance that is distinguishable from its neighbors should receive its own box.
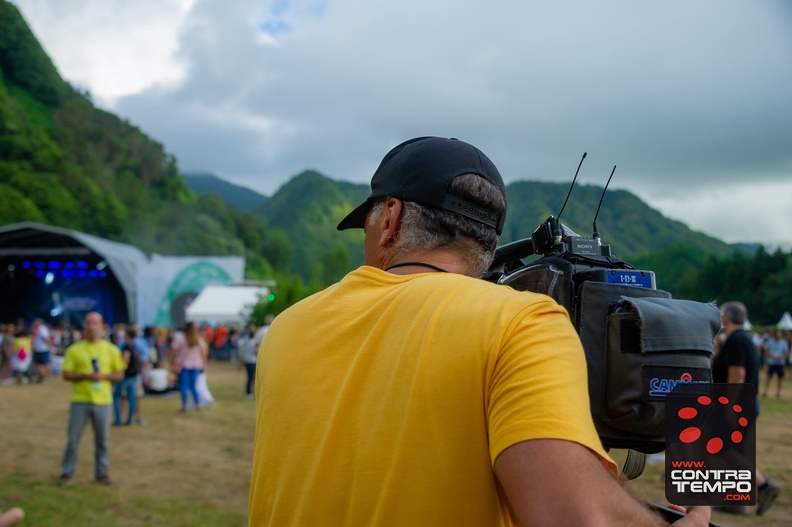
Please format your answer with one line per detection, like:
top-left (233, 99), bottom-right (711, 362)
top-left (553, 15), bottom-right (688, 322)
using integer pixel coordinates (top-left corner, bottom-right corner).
top-left (381, 251), bottom-right (471, 276)
top-left (723, 323), bottom-right (743, 336)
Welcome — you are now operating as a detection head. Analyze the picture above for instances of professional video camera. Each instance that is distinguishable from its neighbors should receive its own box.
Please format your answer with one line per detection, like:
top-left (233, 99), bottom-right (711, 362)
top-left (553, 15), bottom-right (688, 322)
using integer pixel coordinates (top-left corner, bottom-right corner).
top-left (485, 154), bottom-right (721, 477)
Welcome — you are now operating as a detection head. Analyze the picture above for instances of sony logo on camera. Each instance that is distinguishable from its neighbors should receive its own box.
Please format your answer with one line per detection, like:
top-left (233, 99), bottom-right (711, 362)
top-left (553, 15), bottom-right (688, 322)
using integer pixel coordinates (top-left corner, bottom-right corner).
top-left (569, 237), bottom-right (600, 256)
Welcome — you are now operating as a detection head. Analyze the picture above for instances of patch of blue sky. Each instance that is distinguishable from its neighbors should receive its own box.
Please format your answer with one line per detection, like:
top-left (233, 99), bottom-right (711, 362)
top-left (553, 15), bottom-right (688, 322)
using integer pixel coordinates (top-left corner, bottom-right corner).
top-left (258, 0), bottom-right (327, 39)
top-left (259, 18), bottom-right (292, 37)
top-left (269, 0), bottom-right (291, 17)
top-left (307, 0), bottom-right (327, 18)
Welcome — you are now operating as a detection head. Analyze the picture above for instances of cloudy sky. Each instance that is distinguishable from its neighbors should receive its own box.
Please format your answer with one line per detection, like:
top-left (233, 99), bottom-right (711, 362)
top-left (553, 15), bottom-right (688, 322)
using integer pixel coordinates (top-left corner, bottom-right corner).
top-left (13, 0), bottom-right (792, 247)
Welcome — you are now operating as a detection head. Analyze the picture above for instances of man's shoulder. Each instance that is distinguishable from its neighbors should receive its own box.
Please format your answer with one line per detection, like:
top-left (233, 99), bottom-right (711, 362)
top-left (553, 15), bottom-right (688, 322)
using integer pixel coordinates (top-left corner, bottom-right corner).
top-left (66, 339), bottom-right (119, 353)
top-left (724, 330), bottom-right (756, 353)
top-left (65, 340), bottom-right (88, 353)
top-left (438, 272), bottom-right (562, 306)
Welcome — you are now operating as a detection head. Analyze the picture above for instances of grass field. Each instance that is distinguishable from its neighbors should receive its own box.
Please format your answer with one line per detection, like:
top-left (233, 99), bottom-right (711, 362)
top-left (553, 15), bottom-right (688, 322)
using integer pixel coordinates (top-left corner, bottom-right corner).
top-left (1, 362), bottom-right (254, 526)
top-left (2, 362), bottom-right (791, 525)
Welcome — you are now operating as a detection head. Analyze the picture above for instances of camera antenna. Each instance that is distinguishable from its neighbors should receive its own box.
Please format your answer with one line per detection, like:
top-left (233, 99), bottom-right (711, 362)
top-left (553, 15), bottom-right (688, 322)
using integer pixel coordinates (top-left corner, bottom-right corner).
top-left (554, 152), bottom-right (587, 241)
top-left (592, 165), bottom-right (616, 240)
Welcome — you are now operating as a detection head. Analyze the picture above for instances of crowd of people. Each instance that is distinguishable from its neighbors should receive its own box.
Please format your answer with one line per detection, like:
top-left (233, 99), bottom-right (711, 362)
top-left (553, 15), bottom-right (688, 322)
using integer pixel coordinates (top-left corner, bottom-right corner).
top-left (0, 318), bottom-right (259, 396)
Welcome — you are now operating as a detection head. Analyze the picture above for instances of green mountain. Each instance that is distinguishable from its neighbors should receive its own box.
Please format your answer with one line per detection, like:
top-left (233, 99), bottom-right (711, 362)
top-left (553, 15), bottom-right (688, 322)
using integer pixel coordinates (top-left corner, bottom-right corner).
top-left (256, 174), bottom-right (731, 260)
top-left (255, 170), bottom-right (369, 284)
top-left (501, 181), bottom-right (731, 258)
top-left (183, 172), bottom-right (268, 212)
top-left (249, 171), bottom-right (735, 291)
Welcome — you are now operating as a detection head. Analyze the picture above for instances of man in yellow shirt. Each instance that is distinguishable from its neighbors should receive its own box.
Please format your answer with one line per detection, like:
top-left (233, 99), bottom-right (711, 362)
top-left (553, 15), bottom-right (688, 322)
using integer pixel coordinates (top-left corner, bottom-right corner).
top-left (57, 312), bottom-right (125, 487)
top-left (249, 137), bottom-right (711, 526)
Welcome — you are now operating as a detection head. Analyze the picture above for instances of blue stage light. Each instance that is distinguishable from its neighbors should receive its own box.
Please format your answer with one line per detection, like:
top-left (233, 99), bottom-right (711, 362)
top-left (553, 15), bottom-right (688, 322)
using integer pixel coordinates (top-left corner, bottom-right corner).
top-left (77, 261), bottom-right (89, 269)
top-left (36, 270), bottom-right (45, 277)
top-left (77, 270), bottom-right (87, 278)
top-left (48, 261), bottom-right (62, 269)
top-left (61, 270), bottom-right (76, 278)
top-left (22, 261), bottom-right (32, 268)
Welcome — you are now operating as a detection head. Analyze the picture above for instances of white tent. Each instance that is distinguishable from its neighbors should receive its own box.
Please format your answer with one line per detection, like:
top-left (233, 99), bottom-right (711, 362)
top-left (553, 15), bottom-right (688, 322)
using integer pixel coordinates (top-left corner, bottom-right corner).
top-left (777, 311), bottom-right (792, 330)
top-left (184, 285), bottom-right (268, 326)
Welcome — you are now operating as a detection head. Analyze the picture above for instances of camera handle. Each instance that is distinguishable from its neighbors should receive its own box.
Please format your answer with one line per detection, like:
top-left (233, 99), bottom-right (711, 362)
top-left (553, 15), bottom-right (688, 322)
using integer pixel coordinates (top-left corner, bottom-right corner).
top-left (648, 504), bottom-right (723, 526)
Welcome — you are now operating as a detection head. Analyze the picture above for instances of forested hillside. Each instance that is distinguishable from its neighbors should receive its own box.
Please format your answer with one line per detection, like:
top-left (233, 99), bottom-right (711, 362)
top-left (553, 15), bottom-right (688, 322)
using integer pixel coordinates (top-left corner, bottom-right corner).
top-left (501, 181), bottom-right (730, 256)
top-left (255, 170), bottom-right (369, 284)
top-left (0, 1), bottom-right (282, 273)
top-left (184, 172), bottom-right (268, 212)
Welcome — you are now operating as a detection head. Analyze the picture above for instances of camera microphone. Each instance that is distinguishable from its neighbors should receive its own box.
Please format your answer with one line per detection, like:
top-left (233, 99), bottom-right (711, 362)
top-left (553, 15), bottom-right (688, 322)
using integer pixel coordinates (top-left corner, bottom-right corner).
top-left (592, 165), bottom-right (616, 242)
top-left (555, 152), bottom-right (587, 243)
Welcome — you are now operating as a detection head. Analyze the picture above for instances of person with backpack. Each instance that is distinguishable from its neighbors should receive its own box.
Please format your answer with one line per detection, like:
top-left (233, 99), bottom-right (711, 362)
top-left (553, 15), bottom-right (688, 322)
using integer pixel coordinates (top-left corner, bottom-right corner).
top-left (112, 328), bottom-right (143, 426)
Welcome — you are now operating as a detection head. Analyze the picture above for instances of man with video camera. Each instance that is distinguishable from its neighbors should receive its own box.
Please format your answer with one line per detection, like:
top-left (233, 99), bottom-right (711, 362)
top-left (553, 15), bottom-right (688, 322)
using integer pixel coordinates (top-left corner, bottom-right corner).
top-left (248, 136), bottom-right (710, 526)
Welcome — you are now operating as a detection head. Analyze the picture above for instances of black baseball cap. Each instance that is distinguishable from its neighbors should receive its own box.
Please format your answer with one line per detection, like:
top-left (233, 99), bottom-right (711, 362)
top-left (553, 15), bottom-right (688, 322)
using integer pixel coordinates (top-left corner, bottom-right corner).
top-left (336, 136), bottom-right (507, 234)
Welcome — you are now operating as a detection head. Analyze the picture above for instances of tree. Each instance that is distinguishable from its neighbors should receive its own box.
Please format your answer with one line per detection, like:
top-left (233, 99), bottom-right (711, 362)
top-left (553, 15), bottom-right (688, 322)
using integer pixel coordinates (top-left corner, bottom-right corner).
top-left (248, 275), bottom-right (318, 322)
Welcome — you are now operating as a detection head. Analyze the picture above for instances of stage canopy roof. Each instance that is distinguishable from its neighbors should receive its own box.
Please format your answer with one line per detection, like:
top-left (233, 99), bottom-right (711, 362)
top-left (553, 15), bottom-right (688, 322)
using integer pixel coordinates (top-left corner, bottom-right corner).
top-left (0, 222), bottom-right (145, 325)
top-left (184, 284), bottom-right (268, 326)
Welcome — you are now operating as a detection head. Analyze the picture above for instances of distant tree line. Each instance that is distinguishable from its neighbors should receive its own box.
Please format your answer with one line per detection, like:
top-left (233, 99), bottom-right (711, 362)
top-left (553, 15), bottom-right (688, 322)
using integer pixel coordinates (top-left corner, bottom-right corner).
top-left (633, 245), bottom-right (791, 326)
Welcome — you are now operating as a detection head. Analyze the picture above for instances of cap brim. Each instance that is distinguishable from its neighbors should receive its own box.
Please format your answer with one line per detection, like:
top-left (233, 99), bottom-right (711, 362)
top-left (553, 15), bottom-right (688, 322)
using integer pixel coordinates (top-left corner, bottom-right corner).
top-left (337, 199), bottom-right (375, 231)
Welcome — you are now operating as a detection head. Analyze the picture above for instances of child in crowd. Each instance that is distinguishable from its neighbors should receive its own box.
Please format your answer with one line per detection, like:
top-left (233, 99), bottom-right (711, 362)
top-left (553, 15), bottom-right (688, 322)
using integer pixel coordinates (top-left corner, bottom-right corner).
top-left (144, 361), bottom-right (173, 395)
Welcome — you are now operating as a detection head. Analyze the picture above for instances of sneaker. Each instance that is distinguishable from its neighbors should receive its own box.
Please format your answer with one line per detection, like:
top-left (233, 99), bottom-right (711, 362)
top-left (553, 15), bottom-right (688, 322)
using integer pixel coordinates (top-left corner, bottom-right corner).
top-left (135, 418), bottom-right (147, 426)
top-left (95, 475), bottom-right (112, 486)
top-left (756, 479), bottom-right (781, 515)
top-left (56, 473), bottom-right (72, 487)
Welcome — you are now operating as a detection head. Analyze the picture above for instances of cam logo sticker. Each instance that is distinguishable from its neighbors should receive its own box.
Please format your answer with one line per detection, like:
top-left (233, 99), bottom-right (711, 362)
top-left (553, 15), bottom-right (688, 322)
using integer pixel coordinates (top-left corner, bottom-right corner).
top-left (665, 383), bottom-right (756, 506)
top-left (644, 366), bottom-right (710, 400)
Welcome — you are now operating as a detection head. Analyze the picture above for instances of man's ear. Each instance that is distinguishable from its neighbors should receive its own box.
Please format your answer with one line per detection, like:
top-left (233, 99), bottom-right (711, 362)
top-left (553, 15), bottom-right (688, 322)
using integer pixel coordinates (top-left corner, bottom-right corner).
top-left (378, 198), bottom-right (403, 248)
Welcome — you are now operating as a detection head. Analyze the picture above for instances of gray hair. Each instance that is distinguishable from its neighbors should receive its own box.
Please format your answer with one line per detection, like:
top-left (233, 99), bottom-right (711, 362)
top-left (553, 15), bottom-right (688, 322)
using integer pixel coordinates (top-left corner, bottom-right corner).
top-left (369, 173), bottom-right (506, 277)
top-left (720, 301), bottom-right (747, 326)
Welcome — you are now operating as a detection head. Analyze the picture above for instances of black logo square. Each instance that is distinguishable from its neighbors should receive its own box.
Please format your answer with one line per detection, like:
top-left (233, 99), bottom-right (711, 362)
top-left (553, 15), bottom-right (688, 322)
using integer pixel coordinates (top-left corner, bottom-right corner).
top-left (665, 383), bottom-right (756, 506)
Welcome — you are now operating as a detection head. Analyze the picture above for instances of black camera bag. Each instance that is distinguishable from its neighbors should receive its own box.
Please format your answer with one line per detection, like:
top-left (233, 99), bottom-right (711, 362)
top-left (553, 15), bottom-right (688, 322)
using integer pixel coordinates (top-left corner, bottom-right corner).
top-left (498, 253), bottom-right (721, 454)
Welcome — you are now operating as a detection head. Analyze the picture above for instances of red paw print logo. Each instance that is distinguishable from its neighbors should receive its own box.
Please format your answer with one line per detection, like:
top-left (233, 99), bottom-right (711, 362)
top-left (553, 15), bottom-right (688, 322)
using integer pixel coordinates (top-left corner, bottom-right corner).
top-left (677, 395), bottom-right (750, 454)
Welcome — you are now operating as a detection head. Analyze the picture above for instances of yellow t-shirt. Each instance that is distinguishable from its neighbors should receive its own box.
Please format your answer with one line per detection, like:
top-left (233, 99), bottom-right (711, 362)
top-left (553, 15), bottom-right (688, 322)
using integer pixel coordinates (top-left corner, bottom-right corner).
top-left (61, 339), bottom-right (125, 405)
top-left (249, 266), bottom-right (616, 526)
